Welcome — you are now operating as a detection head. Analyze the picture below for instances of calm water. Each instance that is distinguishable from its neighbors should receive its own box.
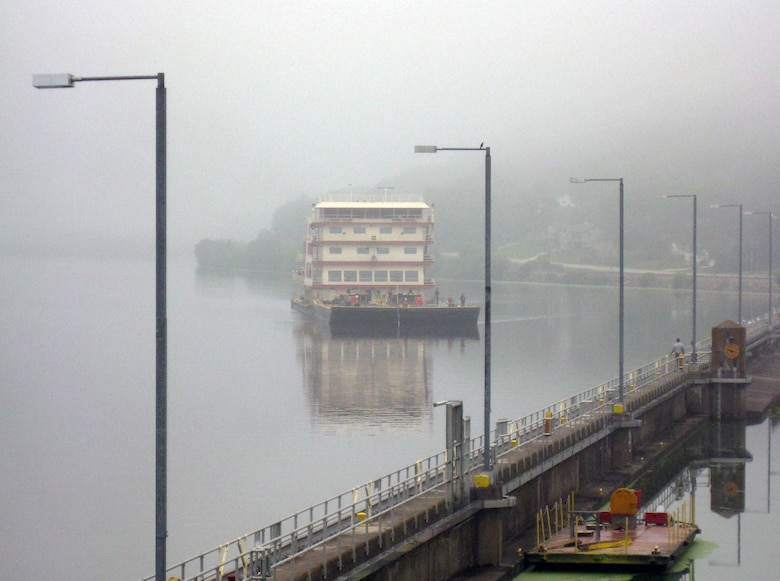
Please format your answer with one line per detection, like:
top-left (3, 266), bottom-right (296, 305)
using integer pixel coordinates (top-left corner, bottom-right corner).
top-left (1, 253), bottom-right (777, 580)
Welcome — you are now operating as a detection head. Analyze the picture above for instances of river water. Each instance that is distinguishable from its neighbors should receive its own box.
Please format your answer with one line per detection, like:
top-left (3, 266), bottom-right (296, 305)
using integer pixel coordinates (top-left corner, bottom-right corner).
top-left (1, 253), bottom-right (777, 580)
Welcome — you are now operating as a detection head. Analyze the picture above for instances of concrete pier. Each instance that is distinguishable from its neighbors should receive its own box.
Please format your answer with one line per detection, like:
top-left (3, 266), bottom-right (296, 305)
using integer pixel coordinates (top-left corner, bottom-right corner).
top-left (154, 325), bottom-right (780, 581)
top-left (338, 337), bottom-right (780, 581)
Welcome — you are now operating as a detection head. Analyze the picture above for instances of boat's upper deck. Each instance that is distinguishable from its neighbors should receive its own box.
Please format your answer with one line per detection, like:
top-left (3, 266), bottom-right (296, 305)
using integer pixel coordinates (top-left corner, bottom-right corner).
top-left (312, 194), bottom-right (432, 223)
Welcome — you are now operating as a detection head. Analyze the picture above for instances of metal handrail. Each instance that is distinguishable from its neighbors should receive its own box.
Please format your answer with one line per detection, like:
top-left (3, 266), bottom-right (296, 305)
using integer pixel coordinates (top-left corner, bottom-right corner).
top-left (147, 314), bottom-right (776, 580)
top-left (144, 452), bottom-right (448, 581)
top-left (487, 315), bottom-right (775, 458)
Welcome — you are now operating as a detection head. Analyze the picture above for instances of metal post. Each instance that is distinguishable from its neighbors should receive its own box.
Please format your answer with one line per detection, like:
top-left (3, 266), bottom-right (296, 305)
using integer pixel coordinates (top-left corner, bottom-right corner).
top-left (664, 194), bottom-right (697, 362)
top-left (484, 147), bottom-right (492, 470)
top-left (746, 211), bottom-right (775, 337)
top-left (33, 72), bottom-right (167, 581)
top-left (712, 203), bottom-right (744, 325)
top-left (435, 400), bottom-right (463, 508)
top-left (738, 207), bottom-right (743, 324)
top-left (693, 195), bottom-right (697, 360)
top-left (154, 73), bottom-right (168, 581)
top-left (770, 214), bottom-right (774, 337)
top-left (571, 177), bottom-right (624, 405)
top-left (618, 179), bottom-right (624, 403)
top-left (416, 144), bottom-right (492, 471)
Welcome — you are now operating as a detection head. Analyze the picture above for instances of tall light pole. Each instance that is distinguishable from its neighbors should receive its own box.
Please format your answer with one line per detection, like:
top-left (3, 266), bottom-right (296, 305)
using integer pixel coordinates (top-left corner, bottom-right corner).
top-left (571, 177), bottom-right (625, 408)
top-left (712, 204), bottom-right (743, 324)
top-left (665, 195), bottom-right (698, 362)
top-left (415, 144), bottom-right (492, 472)
top-left (745, 211), bottom-right (774, 336)
top-left (33, 73), bottom-right (168, 581)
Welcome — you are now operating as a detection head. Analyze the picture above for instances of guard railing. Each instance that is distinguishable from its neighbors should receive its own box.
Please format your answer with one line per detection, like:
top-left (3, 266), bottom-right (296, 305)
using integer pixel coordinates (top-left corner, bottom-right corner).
top-left (146, 314), bottom-right (776, 581)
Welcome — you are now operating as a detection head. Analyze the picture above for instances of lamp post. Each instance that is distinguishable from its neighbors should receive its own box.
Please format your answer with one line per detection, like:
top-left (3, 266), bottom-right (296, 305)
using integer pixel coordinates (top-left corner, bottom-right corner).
top-left (745, 211), bottom-right (774, 336)
top-left (415, 144), bottom-right (492, 472)
top-left (665, 195), bottom-right (698, 362)
top-left (570, 177), bottom-right (625, 408)
top-left (33, 73), bottom-right (168, 581)
top-left (711, 204), bottom-right (743, 324)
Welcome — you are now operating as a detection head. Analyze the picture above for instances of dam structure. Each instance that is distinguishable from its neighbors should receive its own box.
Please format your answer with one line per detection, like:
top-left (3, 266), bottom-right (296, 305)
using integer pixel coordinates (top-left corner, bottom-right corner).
top-left (148, 315), bottom-right (778, 581)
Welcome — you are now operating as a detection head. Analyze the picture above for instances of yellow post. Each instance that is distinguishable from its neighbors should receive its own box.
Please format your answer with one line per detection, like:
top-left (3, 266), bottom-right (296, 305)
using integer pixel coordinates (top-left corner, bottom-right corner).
top-left (546, 505), bottom-right (552, 539)
top-left (624, 518), bottom-right (629, 553)
top-left (536, 512), bottom-right (541, 546)
top-left (574, 516), bottom-right (579, 552)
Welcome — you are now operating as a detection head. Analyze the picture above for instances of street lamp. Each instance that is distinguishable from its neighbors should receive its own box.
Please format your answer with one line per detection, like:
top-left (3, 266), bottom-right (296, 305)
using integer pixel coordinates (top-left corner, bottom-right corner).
top-left (745, 211), bottom-right (775, 337)
top-left (711, 204), bottom-right (743, 324)
top-left (665, 195), bottom-right (698, 363)
top-left (415, 144), bottom-right (492, 472)
top-left (33, 73), bottom-right (168, 581)
top-left (570, 177), bottom-right (625, 408)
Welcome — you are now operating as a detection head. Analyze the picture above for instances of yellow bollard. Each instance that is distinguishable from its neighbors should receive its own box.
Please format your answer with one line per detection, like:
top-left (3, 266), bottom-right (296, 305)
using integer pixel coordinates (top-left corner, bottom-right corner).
top-left (474, 473), bottom-right (491, 488)
top-left (357, 511), bottom-right (366, 523)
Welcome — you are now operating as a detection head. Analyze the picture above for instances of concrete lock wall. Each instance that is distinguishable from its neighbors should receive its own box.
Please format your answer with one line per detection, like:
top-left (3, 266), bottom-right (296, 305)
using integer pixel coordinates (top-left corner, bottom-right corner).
top-left (497, 387), bottom-right (694, 552)
top-left (356, 384), bottom-right (717, 580)
top-left (367, 519), bottom-right (479, 581)
top-left (356, 326), bottom-right (771, 580)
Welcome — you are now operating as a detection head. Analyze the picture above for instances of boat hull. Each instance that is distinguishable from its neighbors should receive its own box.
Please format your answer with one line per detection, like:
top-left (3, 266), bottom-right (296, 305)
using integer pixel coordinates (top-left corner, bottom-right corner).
top-left (291, 298), bottom-right (480, 337)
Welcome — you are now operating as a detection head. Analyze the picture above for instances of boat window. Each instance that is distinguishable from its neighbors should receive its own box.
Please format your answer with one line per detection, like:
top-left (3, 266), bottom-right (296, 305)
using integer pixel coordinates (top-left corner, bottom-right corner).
top-left (405, 271), bottom-right (419, 282)
top-left (404, 247), bottom-right (418, 254)
top-left (353, 226), bottom-right (366, 234)
top-left (376, 247), bottom-right (390, 254)
top-left (343, 271), bottom-right (357, 282)
top-left (403, 227), bottom-right (416, 234)
top-left (357, 247), bottom-right (370, 254)
top-left (329, 247), bottom-right (343, 254)
top-left (327, 271), bottom-right (342, 282)
top-left (390, 271), bottom-right (403, 282)
top-left (379, 226), bottom-right (393, 234)
top-left (374, 271), bottom-right (388, 282)
top-left (329, 226), bottom-right (343, 234)
top-left (359, 271), bottom-right (372, 282)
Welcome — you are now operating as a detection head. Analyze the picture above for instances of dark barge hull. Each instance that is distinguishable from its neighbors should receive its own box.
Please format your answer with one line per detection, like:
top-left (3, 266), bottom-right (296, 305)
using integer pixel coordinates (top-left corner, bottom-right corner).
top-left (291, 298), bottom-right (480, 337)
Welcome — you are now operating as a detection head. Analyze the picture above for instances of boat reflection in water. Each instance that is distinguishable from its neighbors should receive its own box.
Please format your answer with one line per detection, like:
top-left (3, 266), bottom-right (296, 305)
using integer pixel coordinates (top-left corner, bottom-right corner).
top-left (294, 322), bottom-right (478, 430)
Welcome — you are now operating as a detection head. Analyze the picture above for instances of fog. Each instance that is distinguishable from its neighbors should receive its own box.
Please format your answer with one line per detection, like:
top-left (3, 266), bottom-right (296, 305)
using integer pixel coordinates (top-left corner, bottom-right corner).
top-left (2, 1), bottom-right (779, 257)
top-left (3, 4), bottom-right (780, 578)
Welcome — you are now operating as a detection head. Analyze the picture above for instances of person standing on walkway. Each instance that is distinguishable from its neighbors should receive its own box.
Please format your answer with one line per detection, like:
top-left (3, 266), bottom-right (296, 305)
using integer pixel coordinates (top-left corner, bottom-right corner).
top-left (671, 338), bottom-right (685, 371)
top-left (460, 294), bottom-right (466, 307)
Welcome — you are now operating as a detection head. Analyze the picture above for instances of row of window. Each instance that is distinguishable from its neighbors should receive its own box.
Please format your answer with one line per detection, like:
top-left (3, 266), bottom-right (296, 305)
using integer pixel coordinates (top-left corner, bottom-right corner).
top-left (328, 226), bottom-right (418, 235)
top-left (327, 270), bottom-right (420, 283)
top-left (329, 247), bottom-right (418, 254)
top-left (320, 208), bottom-right (425, 220)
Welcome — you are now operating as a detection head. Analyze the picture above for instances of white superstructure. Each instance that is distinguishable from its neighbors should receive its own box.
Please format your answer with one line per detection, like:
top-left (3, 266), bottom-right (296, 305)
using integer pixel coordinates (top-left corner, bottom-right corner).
top-left (295, 193), bottom-right (435, 303)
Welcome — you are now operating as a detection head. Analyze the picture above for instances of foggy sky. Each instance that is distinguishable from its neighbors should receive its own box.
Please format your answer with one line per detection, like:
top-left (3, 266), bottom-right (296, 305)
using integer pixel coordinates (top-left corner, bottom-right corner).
top-left (2, 0), bottom-right (779, 254)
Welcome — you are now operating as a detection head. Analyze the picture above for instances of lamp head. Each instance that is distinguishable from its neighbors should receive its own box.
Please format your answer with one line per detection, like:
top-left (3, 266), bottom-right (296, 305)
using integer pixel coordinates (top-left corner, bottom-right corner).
top-left (33, 74), bottom-right (75, 88)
